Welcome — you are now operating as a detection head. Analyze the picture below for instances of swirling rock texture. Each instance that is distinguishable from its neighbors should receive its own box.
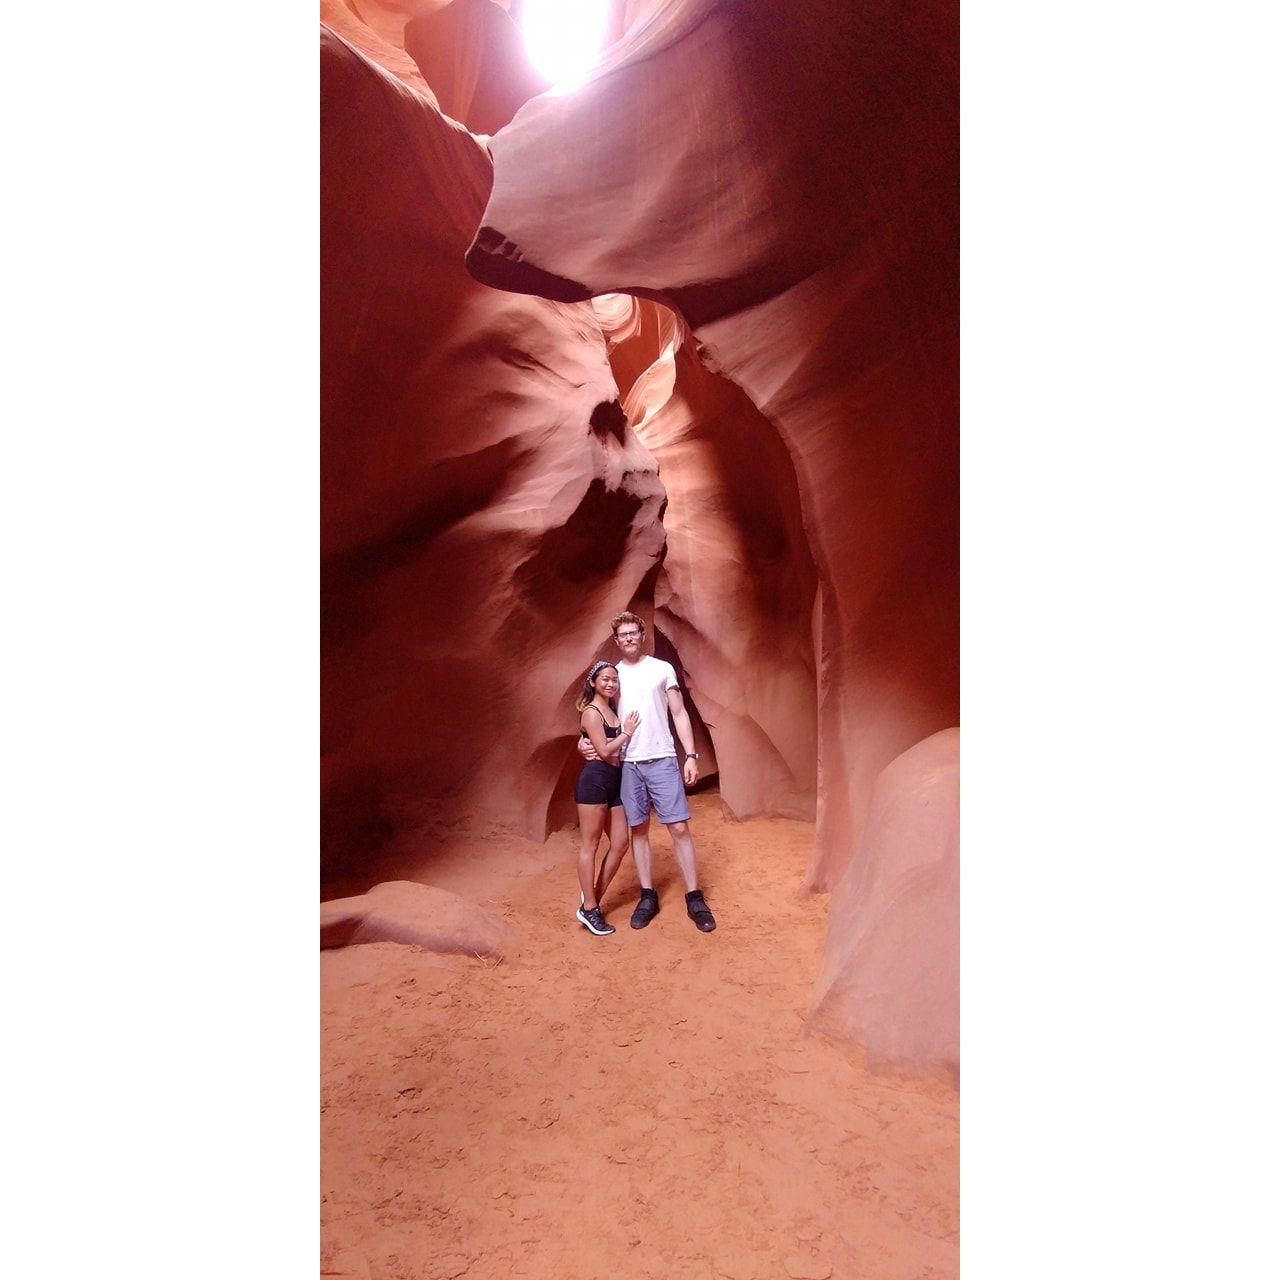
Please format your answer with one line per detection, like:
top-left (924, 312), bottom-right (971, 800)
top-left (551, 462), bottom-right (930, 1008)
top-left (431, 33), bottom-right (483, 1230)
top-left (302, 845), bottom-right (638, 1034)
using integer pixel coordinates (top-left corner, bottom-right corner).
top-left (810, 729), bottom-right (960, 1076)
top-left (466, 0), bottom-right (958, 883)
top-left (322, 4), bottom-right (959, 1271)
top-left (463, 0), bottom-right (958, 1056)
top-left (595, 294), bottom-right (820, 820)
top-left (320, 0), bottom-right (441, 97)
top-left (322, 23), bottom-right (665, 890)
top-left (323, 0), bottom-right (957, 1072)
top-left (404, 0), bottom-right (549, 135)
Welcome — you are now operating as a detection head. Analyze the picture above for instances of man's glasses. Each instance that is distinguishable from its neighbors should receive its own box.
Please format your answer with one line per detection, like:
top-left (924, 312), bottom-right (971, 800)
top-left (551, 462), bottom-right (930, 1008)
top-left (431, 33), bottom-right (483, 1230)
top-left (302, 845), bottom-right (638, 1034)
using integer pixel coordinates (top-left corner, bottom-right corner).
top-left (616, 632), bottom-right (642, 641)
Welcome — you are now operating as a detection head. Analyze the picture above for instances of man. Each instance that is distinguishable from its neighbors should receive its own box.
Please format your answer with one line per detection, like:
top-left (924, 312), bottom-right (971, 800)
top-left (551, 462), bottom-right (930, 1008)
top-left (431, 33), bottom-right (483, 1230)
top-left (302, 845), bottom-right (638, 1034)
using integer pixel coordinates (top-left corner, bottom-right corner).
top-left (578, 611), bottom-right (717, 932)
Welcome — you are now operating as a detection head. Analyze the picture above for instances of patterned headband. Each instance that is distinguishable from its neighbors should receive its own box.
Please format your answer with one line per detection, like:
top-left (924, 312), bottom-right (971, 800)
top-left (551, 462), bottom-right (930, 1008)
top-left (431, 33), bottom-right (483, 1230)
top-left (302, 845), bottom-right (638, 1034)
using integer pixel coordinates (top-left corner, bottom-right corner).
top-left (587, 660), bottom-right (616, 682)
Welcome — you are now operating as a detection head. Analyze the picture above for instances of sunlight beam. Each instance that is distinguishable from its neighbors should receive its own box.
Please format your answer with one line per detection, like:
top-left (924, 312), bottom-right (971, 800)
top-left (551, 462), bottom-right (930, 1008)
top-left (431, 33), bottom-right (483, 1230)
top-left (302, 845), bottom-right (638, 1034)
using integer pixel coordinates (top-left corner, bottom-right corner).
top-left (520, 0), bottom-right (610, 92)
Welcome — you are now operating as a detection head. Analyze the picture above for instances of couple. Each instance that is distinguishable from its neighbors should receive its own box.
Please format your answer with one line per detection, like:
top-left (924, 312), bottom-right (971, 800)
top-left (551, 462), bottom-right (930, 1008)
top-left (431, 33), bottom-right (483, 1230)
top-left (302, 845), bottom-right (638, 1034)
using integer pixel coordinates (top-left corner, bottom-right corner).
top-left (572, 611), bottom-right (717, 937)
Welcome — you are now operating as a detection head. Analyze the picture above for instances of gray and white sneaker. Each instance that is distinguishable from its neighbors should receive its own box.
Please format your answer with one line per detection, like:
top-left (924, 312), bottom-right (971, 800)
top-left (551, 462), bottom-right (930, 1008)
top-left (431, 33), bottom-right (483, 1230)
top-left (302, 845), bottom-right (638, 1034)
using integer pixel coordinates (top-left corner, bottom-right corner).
top-left (576, 904), bottom-right (616, 936)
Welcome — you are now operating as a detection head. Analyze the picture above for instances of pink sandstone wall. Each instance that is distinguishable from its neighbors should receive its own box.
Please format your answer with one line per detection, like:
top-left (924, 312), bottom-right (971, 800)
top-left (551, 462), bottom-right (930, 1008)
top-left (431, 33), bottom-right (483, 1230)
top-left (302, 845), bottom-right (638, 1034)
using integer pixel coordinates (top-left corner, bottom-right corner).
top-left (464, 0), bottom-right (959, 888)
top-left (404, 0), bottom-right (549, 136)
top-left (809, 729), bottom-right (959, 1076)
top-left (322, 4), bottom-right (841, 886)
top-left (322, 0), bottom-right (959, 1070)
top-left (322, 26), bottom-right (665, 889)
top-left (601, 300), bottom-right (820, 821)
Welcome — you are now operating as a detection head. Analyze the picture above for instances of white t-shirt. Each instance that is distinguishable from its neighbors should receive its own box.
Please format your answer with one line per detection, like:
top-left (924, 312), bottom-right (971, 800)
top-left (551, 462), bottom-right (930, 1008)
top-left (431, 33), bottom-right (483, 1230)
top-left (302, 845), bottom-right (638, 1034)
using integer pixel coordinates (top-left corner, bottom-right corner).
top-left (616, 656), bottom-right (679, 761)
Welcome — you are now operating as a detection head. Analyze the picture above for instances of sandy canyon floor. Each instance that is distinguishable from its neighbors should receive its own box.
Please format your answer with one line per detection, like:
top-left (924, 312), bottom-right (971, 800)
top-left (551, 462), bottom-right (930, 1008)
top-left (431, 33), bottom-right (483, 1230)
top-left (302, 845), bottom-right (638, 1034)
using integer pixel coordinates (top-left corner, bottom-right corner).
top-left (321, 792), bottom-right (958, 1280)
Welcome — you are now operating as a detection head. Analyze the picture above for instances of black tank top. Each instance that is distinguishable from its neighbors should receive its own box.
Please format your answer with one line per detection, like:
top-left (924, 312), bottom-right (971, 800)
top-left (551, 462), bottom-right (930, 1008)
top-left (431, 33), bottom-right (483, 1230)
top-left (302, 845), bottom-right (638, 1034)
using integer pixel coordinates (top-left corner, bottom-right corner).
top-left (580, 706), bottom-right (621, 740)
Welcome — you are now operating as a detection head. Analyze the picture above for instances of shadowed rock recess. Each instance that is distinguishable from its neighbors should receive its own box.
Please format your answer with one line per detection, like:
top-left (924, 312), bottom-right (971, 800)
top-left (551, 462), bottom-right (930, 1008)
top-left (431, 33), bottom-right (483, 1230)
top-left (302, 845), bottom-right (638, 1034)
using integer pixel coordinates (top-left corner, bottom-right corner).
top-left (322, 0), bottom-right (957, 1076)
top-left (322, 25), bottom-right (665, 888)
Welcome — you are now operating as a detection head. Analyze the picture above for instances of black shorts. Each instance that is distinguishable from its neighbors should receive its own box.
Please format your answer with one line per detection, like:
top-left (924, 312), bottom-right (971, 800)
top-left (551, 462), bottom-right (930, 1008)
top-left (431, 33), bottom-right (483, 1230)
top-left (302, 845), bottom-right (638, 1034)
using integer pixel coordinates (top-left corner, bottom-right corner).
top-left (574, 761), bottom-right (623, 807)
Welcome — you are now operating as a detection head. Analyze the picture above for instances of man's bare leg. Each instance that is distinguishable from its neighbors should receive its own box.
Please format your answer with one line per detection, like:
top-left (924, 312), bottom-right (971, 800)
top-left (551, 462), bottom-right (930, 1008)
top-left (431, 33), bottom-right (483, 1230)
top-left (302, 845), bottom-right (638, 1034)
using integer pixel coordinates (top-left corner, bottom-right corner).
top-left (666, 819), bottom-right (716, 932)
top-left (665, 819), bottom-right (699, 892)
top-left (629, 817), bottom-right (654, 889)
top-left (629, 816), bottom-right (660, 928)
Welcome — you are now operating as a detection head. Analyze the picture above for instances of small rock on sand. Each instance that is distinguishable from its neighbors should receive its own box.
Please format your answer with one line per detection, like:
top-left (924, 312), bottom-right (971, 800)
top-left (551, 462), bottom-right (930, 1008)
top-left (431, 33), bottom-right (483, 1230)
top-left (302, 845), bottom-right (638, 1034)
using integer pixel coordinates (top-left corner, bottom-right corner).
top-left (321, 880), bottom-right (508, 957)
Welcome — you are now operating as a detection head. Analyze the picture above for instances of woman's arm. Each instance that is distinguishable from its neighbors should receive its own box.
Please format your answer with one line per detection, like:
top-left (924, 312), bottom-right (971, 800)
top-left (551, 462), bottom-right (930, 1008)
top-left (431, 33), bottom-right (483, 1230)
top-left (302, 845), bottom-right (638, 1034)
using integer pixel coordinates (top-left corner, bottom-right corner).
top-left (581, 708), bottom-right (639, 761)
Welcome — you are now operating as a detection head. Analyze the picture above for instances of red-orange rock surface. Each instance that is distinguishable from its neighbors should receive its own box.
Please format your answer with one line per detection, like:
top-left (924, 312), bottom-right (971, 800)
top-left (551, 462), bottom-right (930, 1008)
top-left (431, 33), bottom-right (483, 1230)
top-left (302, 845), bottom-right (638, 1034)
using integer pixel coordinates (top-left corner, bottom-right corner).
top-left (322, 25), bottom-right (666, 889)
top-left (595, 296), bottom-right (819, 820)
top-left (320, 0), bottom-right (440, 98)
top-left (404, 0), bottom-right (549, 135)
top-left (322, 5), bottom-right (843, 889)
top-left (321, 7), bottom-right (960, 1268)
top-left (321, 879), bottom-right (509, 954)
top-left (809, 729), bottom-right (959, 1076)
top-left (465, 0), bottom-right (959, 889)
top-left (323, 6), bottom-right (961, 1089)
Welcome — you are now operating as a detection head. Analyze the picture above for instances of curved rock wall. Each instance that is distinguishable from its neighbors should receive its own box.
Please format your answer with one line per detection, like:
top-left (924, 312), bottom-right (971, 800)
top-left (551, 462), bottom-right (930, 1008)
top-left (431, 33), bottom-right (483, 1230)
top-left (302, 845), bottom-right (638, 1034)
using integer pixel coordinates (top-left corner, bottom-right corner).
top-left (322, 0), bottom-right (959, 1072)
top-left (404, 0), bottom-right (549, 135)
top-left (465, 0), bottom-right (959, 888)
top-left (648, 346), bottom-right (819, 823)
top-left (322, 25), bottom-right (665, 889)
top-left (595, 297), bottom-right (819, 820)
top-left (809, 729), bottom-right (959, 1076)
top-left (320, 0), bottom-right (441, 98)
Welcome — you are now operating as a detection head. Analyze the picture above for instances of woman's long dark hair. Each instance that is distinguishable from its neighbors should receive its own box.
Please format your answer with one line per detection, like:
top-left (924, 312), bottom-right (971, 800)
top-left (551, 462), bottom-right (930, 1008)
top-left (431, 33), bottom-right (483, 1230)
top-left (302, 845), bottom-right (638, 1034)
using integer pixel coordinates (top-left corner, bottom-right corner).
top-left (575, 661), bottom-right (619, 713)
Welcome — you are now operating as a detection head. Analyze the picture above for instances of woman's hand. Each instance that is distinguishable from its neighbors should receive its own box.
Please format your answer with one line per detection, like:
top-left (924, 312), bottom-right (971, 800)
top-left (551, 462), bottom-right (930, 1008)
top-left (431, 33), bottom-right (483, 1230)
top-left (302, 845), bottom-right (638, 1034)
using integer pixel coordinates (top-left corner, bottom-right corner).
top-left (623, 711), bottom-right (641, 736)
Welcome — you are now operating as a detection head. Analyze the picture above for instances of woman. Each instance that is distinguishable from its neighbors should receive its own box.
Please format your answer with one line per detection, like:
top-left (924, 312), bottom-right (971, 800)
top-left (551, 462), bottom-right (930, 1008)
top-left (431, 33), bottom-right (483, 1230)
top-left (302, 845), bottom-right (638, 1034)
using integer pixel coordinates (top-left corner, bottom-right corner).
top-left (573, 660), bottom-right (640, 936)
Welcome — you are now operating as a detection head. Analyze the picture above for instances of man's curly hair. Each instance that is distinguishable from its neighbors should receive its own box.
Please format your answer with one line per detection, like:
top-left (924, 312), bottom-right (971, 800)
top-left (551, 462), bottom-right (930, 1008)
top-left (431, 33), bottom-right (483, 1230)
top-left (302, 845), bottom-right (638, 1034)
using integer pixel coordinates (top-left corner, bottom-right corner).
top-left (610, 611), bottom-right (645, 636)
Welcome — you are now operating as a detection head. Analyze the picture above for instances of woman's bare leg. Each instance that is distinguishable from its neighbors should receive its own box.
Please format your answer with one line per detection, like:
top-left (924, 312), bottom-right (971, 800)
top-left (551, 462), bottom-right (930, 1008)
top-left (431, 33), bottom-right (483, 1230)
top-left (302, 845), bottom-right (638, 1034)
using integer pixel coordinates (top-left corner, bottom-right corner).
top-left (576, 803), bottom-right (607, 908)
top-left (595, 805), bottom-right (630, 906)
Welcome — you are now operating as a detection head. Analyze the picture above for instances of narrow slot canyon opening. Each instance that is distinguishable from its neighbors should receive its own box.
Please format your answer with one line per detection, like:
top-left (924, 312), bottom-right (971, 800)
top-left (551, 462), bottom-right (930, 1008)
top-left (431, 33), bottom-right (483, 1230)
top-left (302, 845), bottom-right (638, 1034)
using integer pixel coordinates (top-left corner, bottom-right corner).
top-left (594, 291), bottom-right (822, 824)
top-left (518, 0), bottom-right (612, 90)
top-left (535, 288), bottom-right (821, 838)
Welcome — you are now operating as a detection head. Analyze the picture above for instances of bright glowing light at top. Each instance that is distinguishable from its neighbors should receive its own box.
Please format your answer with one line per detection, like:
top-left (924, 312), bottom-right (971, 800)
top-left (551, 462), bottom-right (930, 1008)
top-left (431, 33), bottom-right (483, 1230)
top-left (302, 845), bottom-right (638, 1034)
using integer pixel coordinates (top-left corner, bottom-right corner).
top-left (521, 0), bottom-right (610, 92)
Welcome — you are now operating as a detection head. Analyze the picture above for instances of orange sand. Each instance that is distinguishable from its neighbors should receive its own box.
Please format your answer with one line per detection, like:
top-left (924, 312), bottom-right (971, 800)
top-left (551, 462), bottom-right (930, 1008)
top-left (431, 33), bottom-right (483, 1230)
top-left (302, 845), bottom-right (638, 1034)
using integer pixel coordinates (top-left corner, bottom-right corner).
top-left (321, 793), bottom-right (958, 1279)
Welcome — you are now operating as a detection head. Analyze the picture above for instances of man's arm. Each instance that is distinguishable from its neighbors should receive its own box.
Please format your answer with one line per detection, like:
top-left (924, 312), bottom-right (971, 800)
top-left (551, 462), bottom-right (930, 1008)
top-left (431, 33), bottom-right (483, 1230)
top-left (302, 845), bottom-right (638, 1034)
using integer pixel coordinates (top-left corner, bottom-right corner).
top-left (667, 687), bottom-right (699, 787)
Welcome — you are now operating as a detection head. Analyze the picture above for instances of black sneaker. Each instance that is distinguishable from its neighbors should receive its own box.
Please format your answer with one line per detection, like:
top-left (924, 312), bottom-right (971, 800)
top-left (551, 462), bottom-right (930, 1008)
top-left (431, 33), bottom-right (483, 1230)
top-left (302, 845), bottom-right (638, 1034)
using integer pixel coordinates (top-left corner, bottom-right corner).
top-left (630, 888), bottom-right (659, 929)
top-left (576, 904), bottom-right (615, 936)
top-left (685, 890), bottom-right (716, 932)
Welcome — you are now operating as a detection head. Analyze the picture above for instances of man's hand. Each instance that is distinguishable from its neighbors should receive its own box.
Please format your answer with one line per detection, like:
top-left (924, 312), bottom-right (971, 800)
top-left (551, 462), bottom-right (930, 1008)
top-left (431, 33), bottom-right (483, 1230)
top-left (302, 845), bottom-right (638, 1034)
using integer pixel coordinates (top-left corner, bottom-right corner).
top-left (577, 735), bottom-right (600, 762)
top-left (682, 757), bottom-right (699, 787)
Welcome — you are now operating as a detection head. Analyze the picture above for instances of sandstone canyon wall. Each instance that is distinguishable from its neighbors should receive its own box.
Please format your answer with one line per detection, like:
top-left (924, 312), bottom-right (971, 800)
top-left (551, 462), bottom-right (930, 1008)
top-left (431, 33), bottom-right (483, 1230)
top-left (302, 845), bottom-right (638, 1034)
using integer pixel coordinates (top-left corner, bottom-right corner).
top-left (320, 0), bottom-right (439, 97)
top-left (596, 296), bottom-right (819, 821)
top-left (323, 2), bottom-right (839, 890)
top-left (404, 0), bottom-right (549, 136)
top-left (323, 0), bottom-right (959, 1070)
top-left (465, 0), bottom-right (960, 891)
top-left (322, 24), bottom-right (666, 890)
top-left (810, 729), bottom-right (959, 1076)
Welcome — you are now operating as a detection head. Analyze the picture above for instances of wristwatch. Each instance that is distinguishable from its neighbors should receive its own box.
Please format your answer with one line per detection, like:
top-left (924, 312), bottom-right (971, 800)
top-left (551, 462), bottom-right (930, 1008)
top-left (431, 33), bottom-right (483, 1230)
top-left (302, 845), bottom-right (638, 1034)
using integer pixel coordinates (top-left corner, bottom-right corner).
top-left (687, 753), bottom-right (700, 760)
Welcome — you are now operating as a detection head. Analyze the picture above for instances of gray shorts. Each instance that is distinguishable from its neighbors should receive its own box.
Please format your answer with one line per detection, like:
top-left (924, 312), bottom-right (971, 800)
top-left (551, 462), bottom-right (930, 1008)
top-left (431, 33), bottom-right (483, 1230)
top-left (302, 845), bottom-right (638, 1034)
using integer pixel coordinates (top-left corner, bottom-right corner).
top-left (621, 757), bottom-right (691, 827)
